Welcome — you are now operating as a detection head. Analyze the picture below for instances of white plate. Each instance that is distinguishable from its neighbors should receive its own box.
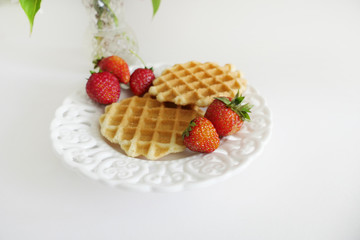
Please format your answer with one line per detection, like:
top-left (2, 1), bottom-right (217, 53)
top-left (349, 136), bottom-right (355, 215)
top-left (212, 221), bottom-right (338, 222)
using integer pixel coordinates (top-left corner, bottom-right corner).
top-left (50, 63), bottom-right (272, 192)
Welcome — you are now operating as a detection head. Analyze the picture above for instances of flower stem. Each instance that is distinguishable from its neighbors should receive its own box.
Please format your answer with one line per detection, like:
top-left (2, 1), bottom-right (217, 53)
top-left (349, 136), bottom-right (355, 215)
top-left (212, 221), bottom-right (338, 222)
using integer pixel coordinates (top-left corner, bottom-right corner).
top-left (129, 49), bottom-right (146, 67)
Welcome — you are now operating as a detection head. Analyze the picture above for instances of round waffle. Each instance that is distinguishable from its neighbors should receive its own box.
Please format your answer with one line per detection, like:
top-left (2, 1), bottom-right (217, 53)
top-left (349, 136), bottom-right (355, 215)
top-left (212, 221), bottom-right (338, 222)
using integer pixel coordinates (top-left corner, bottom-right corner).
top-left (148, 61), bottom-right (247, 107)
top-left (99, 94), bottom-right (203, 160)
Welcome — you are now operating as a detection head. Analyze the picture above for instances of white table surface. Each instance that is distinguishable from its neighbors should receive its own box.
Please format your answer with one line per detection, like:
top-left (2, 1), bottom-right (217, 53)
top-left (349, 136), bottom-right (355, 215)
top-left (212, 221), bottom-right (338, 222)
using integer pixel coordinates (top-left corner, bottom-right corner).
top-left (1, 0), bottom-right (360, 239)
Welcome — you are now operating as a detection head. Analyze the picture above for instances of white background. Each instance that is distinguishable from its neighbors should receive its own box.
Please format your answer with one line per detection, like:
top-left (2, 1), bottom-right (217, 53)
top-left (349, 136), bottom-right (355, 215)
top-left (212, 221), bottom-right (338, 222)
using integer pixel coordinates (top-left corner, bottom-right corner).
top-left (1, 0), bottom-right (360, 239)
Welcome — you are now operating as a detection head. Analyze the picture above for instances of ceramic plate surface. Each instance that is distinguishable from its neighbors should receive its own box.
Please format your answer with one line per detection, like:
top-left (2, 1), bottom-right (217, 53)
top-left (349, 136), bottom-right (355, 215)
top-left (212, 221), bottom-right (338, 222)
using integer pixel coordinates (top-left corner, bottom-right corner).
top-left (50, 63), bottom-right (272, 192)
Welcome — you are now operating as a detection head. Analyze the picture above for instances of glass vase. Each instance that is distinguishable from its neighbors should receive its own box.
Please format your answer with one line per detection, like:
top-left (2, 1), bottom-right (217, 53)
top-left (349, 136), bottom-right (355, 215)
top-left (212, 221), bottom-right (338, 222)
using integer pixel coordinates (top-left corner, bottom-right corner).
top-left (82, 0), bottom-right (139, 65)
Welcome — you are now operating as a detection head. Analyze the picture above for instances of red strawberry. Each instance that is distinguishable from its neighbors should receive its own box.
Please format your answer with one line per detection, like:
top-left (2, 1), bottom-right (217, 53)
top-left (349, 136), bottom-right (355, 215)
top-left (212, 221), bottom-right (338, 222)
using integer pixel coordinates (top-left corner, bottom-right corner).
top-left (182, 117), bottom-right (220, 153)
top-left (204, 91), bottom-right (252, 137)
top-left (86, 72), bottom-right (120, 104)
top-left (95, 56), bottom-right (130, 84)
top-left (130, 68), bottom-right (155, 96)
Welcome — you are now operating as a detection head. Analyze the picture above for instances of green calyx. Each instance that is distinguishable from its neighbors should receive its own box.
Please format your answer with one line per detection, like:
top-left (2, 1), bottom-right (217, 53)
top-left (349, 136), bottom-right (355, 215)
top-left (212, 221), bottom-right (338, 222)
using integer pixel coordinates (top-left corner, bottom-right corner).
top-left (215, 90), bottom-right (253, 121)
top-left (182, 121), bottom-right (197, 139)
top-left (93, 57), bottom-right (104, 69)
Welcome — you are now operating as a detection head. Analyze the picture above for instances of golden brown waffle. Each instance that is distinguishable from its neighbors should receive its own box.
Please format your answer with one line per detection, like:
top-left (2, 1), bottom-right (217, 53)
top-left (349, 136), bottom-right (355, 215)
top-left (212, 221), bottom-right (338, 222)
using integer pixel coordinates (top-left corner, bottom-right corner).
top-left (148, 61), bottom-right (247, 107)
top-left (99, 94), bottom-right (203, 160)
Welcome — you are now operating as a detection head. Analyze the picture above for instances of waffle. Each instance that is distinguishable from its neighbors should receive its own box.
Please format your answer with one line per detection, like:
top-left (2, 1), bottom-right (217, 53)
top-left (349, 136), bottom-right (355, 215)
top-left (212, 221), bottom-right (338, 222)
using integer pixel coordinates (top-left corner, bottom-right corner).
top-left (99, 94), bottom-right (203, 160)
top-left (148, 61), bottom-right (247, 107)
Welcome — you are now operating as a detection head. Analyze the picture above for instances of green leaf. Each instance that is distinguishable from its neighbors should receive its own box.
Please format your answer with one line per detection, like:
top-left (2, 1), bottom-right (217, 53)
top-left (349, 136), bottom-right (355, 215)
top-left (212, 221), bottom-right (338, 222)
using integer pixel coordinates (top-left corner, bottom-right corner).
top-left (242, 103), bottom-right (253, 112)
top-left (182, 121), bottom-right (196, 139)
top-left (242, 112), bottom-right (250, 121)
top-left (234, 95), bottom-right (244, 105)
top-left (19, 0), bottom-right (42, 34)
top-left (215, 97), bottom-right (231, 105)
top-left (152, 0), bottom-right (161, 17)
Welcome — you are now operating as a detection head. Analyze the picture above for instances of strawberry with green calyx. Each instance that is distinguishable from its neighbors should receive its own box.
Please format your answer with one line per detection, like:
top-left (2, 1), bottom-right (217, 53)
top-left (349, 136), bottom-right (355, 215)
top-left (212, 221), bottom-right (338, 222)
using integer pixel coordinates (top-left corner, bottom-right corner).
top-left (130, 67), bottom-right (155, 96)
top-left (204, 91), bottom-right (253, 137)
top-left (182, 117), bottom-right (220, 153)
top-left (94, 56), bottom-right (130, 84)
top-left (128, 50), bottom-right (156, 96)
top-left (86, 71), bottom-right (120, 104)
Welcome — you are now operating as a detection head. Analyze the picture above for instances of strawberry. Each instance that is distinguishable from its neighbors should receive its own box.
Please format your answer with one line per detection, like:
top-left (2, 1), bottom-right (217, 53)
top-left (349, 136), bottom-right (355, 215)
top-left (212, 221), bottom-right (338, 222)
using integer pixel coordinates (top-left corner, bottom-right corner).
top-left (130, 68), bottom-right (155, 96)
top-left (204, 91), bottom-right (252, 137)
top-left (182, 117), bottom-right (220, 153)
top-left (94, 56), bottom-right (130, 84)
top-left (86, 71), bottom-right (120, 104)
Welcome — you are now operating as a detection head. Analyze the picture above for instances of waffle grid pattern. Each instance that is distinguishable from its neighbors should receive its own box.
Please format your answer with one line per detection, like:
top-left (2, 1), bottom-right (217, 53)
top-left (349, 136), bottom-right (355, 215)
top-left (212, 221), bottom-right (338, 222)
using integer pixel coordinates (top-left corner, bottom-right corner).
top-left (149, 61), bottom-right (247, 107)
top-left (99, 94), bottom-right (203, 160)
